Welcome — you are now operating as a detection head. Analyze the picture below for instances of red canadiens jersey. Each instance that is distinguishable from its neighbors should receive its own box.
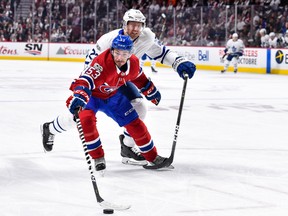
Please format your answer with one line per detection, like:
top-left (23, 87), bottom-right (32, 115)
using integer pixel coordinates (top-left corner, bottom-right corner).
top-left (70, 49), bottom-right (149, 99)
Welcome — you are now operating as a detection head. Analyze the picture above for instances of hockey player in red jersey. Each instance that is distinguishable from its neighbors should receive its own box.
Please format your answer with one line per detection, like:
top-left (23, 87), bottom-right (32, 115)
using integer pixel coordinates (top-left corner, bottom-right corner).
top-left (66, 34), bottom-right (170, 171)
top-left (41, 9), bottom-right (196, 167)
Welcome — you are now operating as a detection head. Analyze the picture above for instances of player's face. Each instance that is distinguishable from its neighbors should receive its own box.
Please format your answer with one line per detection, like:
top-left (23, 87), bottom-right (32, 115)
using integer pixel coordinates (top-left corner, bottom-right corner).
top-left (125, 21), bottom-right (143, 39)
top-left (112, 49), bottom-right (131, 67)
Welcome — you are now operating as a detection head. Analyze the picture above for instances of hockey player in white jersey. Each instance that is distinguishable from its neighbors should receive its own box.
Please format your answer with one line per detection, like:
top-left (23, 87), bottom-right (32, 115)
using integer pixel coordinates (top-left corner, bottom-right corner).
top-left (259, 28), bottom-right (269, 48)
top-left (41, 9), bottom-right (196, 168)
top-left (221, 33), bottom-right (244, 73)
top-left (268, 32), bottom-right (278, 48)
top-left (283, 30), bottom-right (288, 48)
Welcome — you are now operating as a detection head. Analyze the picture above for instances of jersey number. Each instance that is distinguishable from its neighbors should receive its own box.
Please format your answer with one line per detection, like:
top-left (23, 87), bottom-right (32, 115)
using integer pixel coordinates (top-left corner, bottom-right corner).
top-left (85, 63), bottom-right (102, 79)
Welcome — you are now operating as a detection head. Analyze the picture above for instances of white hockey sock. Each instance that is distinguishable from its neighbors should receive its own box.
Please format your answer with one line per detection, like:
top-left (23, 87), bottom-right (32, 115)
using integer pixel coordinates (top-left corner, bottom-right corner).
top-left (123, 130), bottom-right (136, 148)
top-left (223, 60), bottom-right (230, 71)
top-left (49, 112), bottom-right (76, 134)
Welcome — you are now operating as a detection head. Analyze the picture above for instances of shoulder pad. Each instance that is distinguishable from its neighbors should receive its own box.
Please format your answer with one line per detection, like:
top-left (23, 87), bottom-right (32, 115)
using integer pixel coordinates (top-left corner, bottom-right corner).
top-left (141, 28), bottom-right (156, 41)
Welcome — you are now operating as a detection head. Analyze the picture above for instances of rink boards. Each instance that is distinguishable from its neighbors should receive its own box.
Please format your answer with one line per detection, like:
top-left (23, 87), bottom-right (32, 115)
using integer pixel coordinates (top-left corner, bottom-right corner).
top-left (0, 42), bottom-right (287, 75)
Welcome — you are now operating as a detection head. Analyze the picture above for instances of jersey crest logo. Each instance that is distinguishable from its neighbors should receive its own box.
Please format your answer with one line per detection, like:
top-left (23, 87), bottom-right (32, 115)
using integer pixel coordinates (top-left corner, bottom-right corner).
top-left (99, 85), bottom-right (118, 94)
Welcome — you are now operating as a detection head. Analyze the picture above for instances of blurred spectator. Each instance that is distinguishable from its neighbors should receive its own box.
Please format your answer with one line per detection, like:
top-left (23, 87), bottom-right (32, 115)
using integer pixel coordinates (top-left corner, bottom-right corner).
top-left (0, 34), bottom-right (6, 41)
top-left (0, 0), bottom-right (287, 47)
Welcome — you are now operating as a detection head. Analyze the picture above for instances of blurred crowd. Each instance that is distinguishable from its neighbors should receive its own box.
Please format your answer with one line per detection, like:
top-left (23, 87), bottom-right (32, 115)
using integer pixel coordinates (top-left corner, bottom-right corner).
top-left (1, 0), bottom-right (288, 48)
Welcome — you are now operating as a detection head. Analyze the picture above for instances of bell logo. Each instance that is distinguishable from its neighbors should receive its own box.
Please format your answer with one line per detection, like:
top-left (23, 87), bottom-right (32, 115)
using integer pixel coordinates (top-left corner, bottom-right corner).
top-left (198, 50), bottom-right (209, 61)
top-left (275, 50), bottom-right (284, 64)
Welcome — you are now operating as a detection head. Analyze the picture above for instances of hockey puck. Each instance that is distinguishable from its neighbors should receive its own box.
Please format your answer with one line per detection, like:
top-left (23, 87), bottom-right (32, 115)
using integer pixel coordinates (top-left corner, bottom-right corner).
top-left (103, 209), bottom-right (114, 214)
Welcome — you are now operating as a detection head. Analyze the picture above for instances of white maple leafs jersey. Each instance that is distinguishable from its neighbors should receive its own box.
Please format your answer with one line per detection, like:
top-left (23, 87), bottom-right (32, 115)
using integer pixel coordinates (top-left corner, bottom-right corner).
top-left (225, 38), bottom-right (245, 55)
top-left (261, 35), bottom-right (269, 48)
top-left (284, 36), bottom-right (288, 47)
top-left (84, 28), bottom-right (178, 68)
top-left (268, 37), bottom-right (278, 48)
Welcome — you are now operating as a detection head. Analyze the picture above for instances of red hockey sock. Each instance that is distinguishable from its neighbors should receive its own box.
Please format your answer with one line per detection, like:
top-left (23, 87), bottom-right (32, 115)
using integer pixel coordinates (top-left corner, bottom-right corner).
top-left (79, 110), bottom-right (104, 159)
top-left (125, 118), bottom-right (157, 162)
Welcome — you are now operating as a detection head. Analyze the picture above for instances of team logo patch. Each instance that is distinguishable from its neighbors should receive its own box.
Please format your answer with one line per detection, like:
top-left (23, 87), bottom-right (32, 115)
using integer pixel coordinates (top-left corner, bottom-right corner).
top-left (99, 85), bottom-right (118, 94)
top-left (96, 43), bottom-right (101, 51)
top-left (275, 50), bottom-right (284, 64)
top-left (93, 63), bottom-right (103, 72)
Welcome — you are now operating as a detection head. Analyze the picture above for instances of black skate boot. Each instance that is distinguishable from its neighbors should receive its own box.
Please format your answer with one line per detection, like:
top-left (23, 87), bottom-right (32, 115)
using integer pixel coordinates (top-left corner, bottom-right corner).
top-left (94, 157), bottom-right (106, 171)
top-left (221, 69), bottom-right (226, 73)
top-left (94, 157), bottom-right (106, 176)
top-left (119, 134), bottom-right (147, 166)
top-left (234, 69), bottom-right (238, 73)
top-left (143, 155), bottom-right (174, 170)
top-left (40, 122), bottom-right (55, 152)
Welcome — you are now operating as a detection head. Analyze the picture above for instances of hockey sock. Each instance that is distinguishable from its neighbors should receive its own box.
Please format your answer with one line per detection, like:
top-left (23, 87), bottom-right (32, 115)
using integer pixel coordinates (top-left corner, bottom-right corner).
top-left (125, 118), bottom-right (157, 162)
top-left (79, 110), bottom-right (104, 159)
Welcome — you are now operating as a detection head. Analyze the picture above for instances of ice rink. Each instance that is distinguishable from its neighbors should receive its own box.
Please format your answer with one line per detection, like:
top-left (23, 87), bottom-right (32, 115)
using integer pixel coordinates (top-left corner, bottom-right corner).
top-left (1, 60), bottom-right (288, 216)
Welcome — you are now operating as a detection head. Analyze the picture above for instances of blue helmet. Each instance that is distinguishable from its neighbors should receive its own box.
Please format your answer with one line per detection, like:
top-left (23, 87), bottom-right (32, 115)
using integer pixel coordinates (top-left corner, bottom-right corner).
top-left (111, 35), bottom-right (133, 52)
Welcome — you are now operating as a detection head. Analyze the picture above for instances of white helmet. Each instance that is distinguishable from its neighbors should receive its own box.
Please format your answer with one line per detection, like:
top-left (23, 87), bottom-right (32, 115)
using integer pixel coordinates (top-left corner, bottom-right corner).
top-left (123, 9), bottom-right (146, 27)
top-left (232, 33), bottom-right (238, 38)
top-left (259, 28), bottom-right (266, 35)
top-left (269, 32), bottom-right (275, 38)
top-left (232, 33), bottom-right (238, 41)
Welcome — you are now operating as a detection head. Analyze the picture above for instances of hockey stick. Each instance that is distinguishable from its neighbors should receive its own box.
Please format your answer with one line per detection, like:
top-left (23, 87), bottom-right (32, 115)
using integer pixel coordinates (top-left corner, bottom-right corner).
top-left (159, 13), bottom-right (166, 40)
top-left (168, 73), bottom-right (189, 163)
top-left (143, 73), bottom-right (189, 169)
top-left (222, 53), bottom-right (227, 59)
top-left (74, 109), bottom-right (131, 210)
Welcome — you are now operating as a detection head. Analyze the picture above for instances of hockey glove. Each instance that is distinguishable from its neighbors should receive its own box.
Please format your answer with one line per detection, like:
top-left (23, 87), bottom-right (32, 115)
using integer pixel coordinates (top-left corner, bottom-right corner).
top-left (172, 56), bottom-right (196, 79)
top-left (66, 86), bottom-right (91, 114)
top-left (141, 80), bottom-right (161, 105)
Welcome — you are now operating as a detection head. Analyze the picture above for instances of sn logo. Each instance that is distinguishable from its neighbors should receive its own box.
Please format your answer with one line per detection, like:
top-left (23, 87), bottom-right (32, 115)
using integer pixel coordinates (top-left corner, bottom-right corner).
top-left (25, 43), bottom-right (43, 55)
top-left (25, 43), bottom-right (43, 51)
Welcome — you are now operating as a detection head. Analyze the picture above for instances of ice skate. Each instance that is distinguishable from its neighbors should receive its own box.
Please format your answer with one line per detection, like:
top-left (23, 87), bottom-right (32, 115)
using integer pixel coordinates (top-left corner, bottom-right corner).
top-left (221, 69), bottom-right (226, 73)
top-left (94, 157), bottom-right (106, 176)
top-left (40, 122), bottom-right (55, 152)
top-left (119, 134), bottom-right (147, 166)
top-left (234, 69), bottom-right (238, 73)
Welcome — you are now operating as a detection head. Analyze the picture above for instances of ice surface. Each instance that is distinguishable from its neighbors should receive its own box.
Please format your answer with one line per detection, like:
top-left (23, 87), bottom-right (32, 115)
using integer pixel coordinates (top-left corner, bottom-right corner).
top-left (1, 60), bottom-right (288, 216)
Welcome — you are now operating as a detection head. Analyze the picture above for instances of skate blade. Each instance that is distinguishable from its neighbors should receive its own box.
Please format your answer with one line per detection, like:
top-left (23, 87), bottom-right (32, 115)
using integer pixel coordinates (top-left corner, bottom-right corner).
top-left (122, 157), bottom-right (148, 166)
